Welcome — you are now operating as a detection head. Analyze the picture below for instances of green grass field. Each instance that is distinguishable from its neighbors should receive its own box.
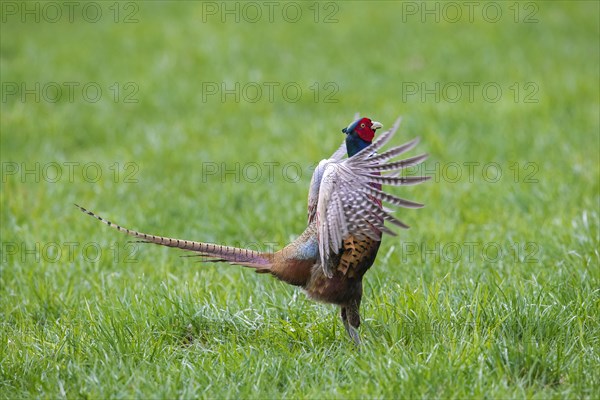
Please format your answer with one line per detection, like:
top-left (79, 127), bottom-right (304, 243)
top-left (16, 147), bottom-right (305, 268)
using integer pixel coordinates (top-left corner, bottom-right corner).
top-left (1, 1), bottom-right (599, 398)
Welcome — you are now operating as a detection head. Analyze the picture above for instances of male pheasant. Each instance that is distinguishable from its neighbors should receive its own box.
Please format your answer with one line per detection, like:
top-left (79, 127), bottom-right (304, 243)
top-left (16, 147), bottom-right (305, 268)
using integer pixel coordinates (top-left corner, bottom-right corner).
top-left (76, 116), bottom-right (429, 344)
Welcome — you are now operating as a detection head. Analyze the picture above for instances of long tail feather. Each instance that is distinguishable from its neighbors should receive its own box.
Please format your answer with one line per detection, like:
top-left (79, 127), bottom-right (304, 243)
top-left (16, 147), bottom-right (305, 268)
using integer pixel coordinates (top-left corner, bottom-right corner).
top-left (74, 204), bottom-right (273, 270)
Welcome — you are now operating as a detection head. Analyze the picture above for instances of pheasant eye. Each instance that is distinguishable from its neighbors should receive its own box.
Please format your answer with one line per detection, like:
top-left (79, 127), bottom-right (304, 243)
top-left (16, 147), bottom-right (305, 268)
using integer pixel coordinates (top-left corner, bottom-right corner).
top-left (360, 123), bottom-right (366, 128)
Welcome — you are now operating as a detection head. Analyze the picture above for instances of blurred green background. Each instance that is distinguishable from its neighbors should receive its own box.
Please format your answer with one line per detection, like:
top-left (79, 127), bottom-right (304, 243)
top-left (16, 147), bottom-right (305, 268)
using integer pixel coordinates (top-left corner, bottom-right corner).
top-left (1, 1), bottom-right (598, 398)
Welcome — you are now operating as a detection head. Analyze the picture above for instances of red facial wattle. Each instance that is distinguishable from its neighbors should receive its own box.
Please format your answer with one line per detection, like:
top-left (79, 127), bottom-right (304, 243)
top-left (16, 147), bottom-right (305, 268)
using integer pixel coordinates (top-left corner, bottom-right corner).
top-left (354, 118), bottom-right (376, 142)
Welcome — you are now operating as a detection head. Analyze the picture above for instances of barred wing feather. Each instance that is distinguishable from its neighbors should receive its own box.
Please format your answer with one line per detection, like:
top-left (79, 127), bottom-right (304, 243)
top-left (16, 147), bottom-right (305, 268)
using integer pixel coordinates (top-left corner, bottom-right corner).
top-left (307, 140), bottom-right (347, 223)
top-left (315, 118), bottom-right (430, 277)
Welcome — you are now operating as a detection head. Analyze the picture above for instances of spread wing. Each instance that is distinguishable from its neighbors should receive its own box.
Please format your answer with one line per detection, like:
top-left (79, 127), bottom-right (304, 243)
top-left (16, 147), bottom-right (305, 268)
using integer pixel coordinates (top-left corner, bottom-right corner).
top-left (315, 118), bottom-right (430, 277)
top-left (307, 140), bottom-right (347, 223)
top-left (307, 113), bottom-right (361, 222)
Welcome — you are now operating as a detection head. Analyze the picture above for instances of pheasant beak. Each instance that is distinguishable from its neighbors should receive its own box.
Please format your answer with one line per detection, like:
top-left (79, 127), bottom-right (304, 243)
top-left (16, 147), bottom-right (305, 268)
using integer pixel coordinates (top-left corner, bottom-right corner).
top-left (371, 121), bottom-right (383, 131)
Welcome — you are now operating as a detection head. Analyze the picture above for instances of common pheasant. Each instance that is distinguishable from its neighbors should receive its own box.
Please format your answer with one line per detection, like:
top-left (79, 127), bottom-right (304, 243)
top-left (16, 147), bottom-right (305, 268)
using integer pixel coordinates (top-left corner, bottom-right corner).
top-left (76, 116), bottom-right (429, 344)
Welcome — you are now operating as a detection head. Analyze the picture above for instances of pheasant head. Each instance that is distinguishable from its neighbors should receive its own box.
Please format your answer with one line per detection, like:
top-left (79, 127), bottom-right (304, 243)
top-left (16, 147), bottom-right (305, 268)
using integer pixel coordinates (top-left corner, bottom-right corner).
top-left (342, 117), bottom-right (383, 156)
